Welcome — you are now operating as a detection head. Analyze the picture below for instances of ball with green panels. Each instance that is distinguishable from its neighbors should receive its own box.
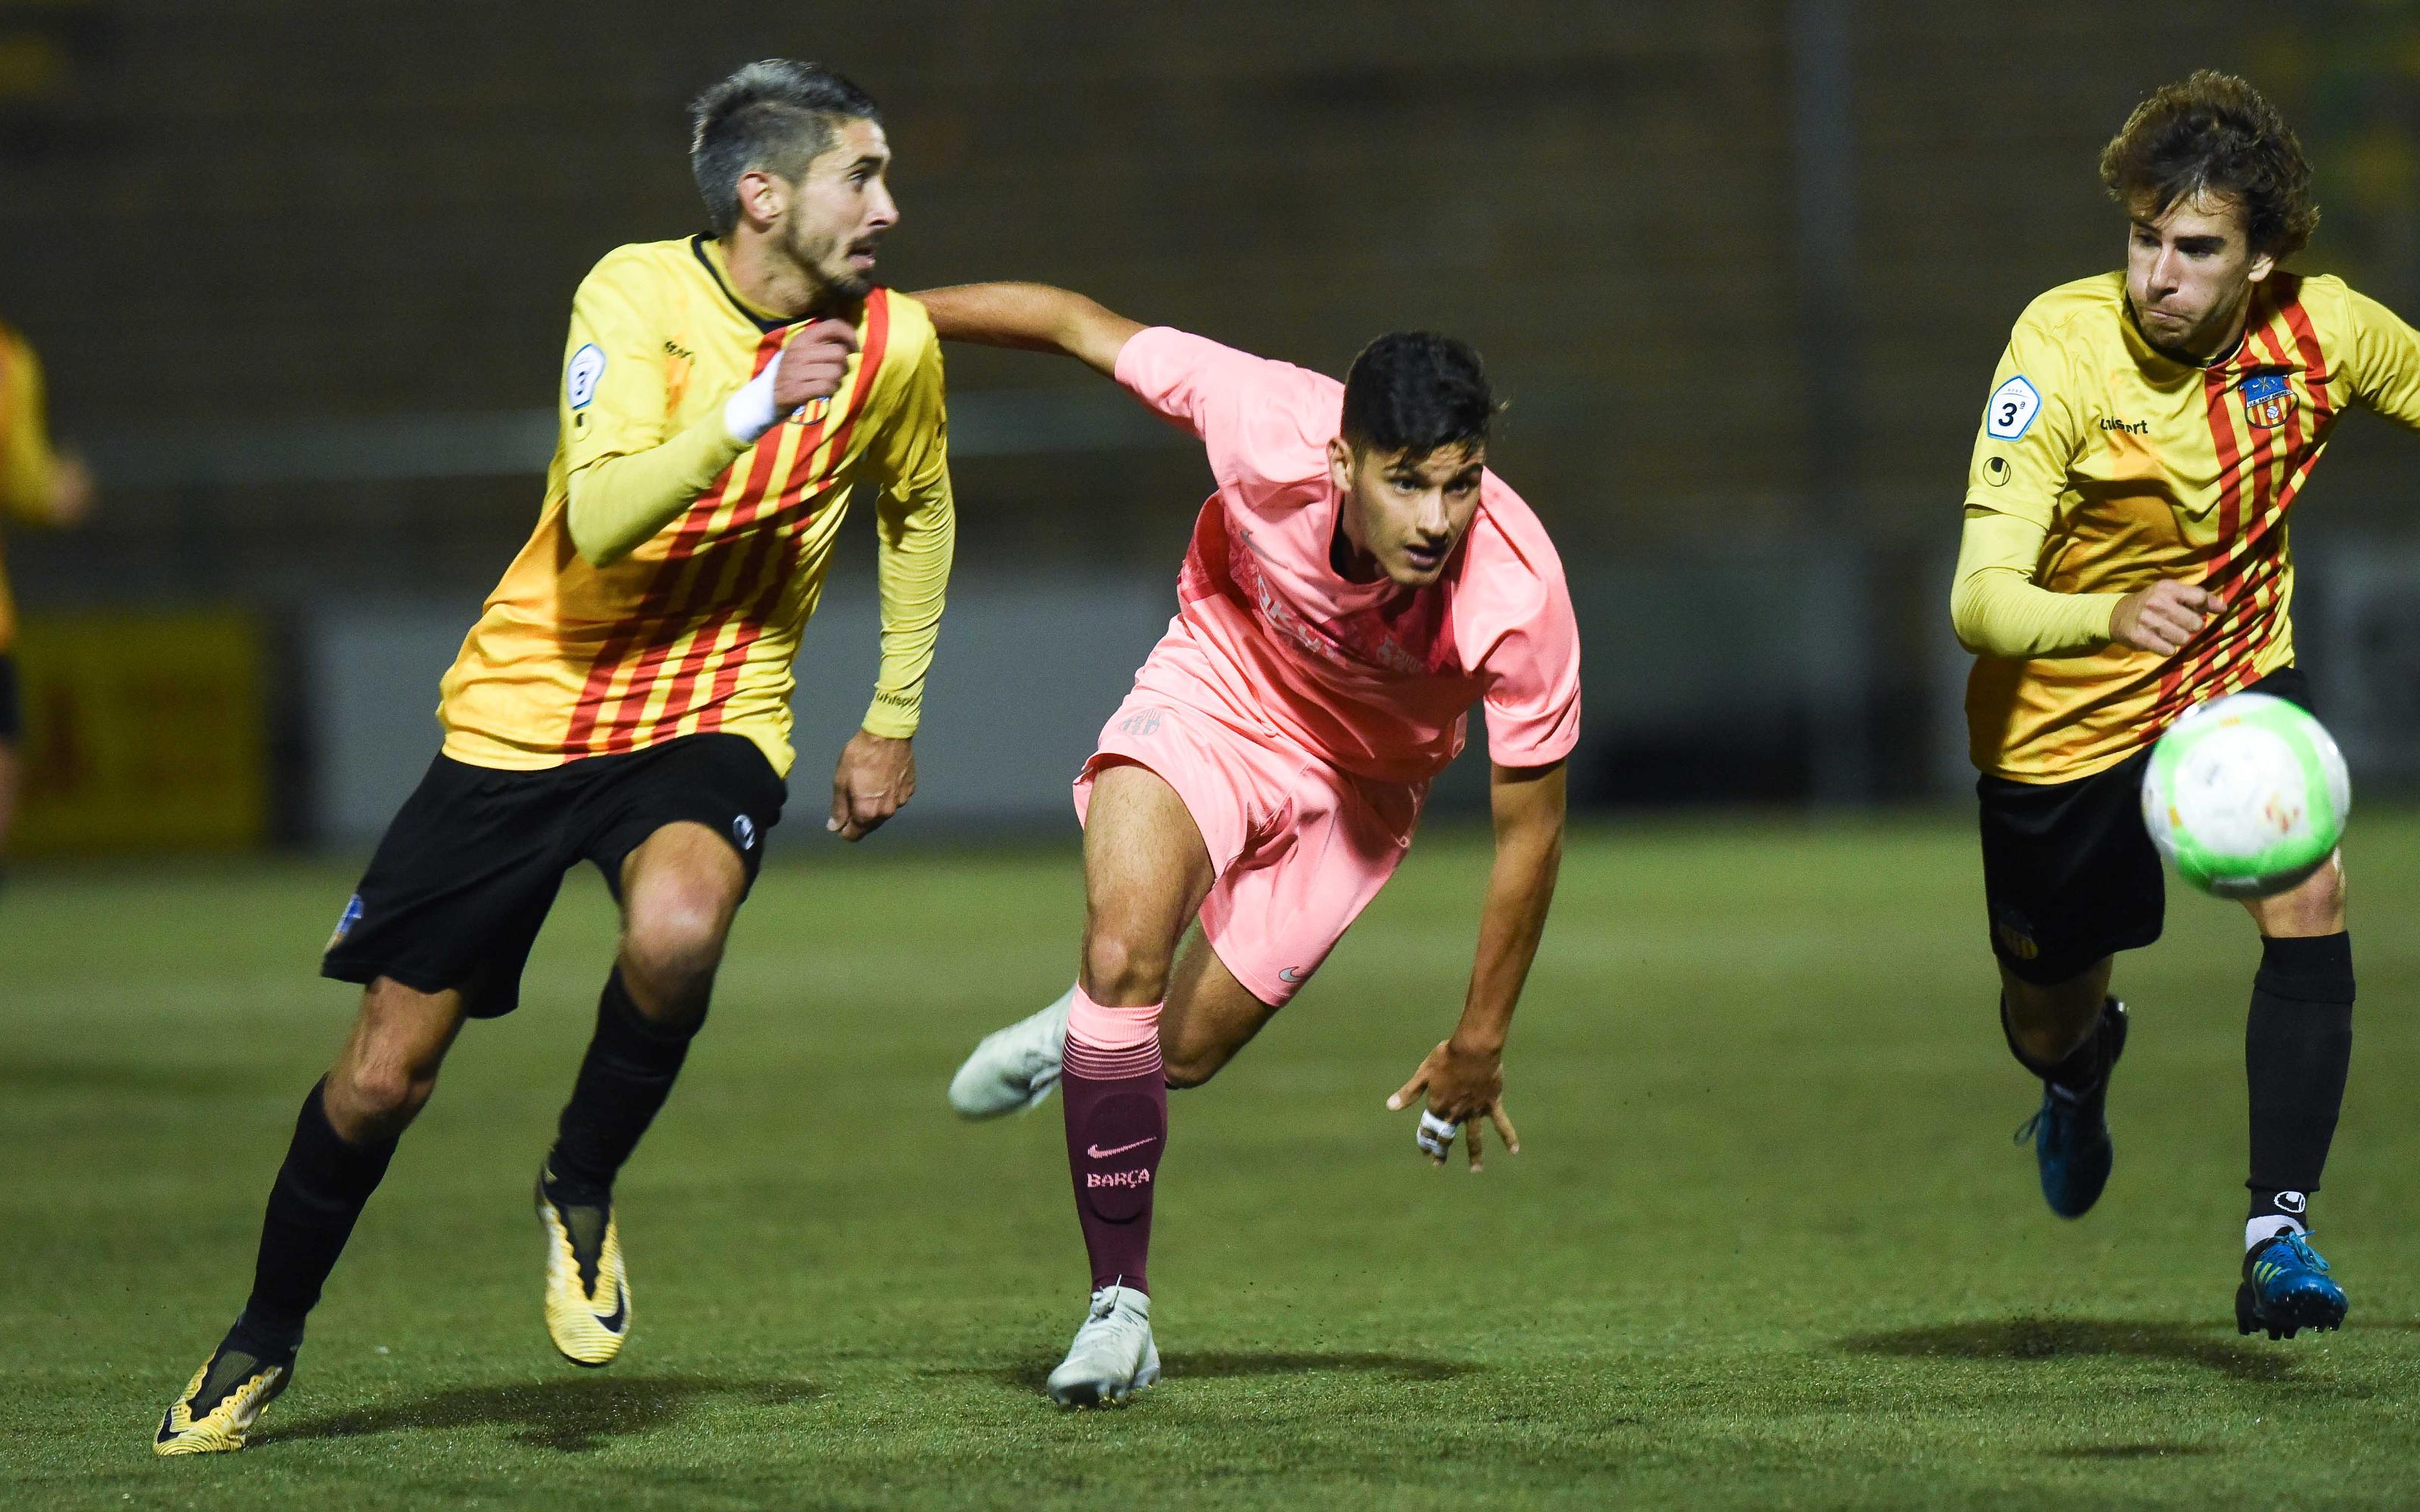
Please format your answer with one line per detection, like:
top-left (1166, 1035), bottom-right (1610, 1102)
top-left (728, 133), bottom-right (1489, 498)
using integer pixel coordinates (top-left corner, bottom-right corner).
top-left (2141, 692), bottom-right (2350, 899)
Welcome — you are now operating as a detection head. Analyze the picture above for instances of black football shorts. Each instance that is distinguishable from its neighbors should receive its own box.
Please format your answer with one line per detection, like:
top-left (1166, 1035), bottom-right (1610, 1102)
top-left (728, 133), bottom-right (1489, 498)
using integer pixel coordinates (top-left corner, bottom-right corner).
top-left (1977, 665), bottom-right (2310, 985)
top-left (322, 733), bottom-right (786, 1017)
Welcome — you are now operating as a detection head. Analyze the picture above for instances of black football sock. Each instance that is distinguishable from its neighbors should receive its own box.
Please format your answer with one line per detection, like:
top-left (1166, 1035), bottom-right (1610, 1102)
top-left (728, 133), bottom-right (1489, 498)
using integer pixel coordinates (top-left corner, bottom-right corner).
top-left (236, 1078), bottom-right (399, 1355)
top-left (2001, 993), bottom-right (2108, 1095)
top-left (545, 969), bottom-right (701, 1201)
top-left (2246, 932), bottom-right (2354, 1244)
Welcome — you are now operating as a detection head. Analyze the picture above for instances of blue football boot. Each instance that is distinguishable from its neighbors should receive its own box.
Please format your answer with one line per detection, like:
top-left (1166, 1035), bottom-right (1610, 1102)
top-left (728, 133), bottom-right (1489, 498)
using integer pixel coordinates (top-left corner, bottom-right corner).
top-left (2013, 999), bottom-right (2128, 1219)
top-left (2237, 1229), bottom-right (2347, 1340)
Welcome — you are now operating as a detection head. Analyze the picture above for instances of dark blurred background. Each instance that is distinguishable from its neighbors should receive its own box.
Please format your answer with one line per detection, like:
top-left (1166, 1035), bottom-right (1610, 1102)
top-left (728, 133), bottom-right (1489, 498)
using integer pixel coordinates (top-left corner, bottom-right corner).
top-left (4, 1), bottom-right (2418, 852)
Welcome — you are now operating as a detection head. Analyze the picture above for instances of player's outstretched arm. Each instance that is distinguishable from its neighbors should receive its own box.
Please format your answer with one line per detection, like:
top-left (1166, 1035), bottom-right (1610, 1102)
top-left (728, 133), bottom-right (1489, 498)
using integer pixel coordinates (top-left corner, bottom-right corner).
top-left (1388, 759), bottom-right (1566, 1171)
top-left (913, 283), bottom-right (1143, 377)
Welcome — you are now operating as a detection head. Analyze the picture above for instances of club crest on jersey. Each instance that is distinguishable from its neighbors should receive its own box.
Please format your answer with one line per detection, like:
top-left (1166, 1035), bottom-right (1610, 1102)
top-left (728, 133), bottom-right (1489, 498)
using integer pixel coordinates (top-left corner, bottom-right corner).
top-left (786, 397), bottom-right (831, 428)
top-left (2242, 373), bottom-right (2296, 429)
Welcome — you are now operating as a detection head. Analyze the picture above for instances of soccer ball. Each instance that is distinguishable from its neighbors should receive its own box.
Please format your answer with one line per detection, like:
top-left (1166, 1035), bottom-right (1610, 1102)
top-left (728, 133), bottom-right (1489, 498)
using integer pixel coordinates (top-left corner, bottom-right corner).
top-left (2140, 692), bottom-right (2350, 899)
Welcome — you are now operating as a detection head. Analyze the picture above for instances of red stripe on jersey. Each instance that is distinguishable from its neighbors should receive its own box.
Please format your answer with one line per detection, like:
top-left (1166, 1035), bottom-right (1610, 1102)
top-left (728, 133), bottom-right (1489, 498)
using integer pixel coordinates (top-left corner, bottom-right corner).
top-left (2161, 368), bottom-right (2248, 711)
top-left (2173, 299), bottom-right (2328, 710)
top-left (560, 329), bottom-right (792, 755)
top-left (695, 292), bottom-right (895, 735)
top-left (653, 283), bottom-right (900, 745)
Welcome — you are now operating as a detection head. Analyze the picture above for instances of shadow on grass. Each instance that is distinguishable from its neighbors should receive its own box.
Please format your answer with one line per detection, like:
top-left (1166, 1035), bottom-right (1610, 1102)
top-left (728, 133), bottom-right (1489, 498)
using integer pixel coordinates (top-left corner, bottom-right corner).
top-left (2056, 1442), bottom-right (2221, 1460)
top-left (271, 1375), bottom-right (821, 1453)
top-left (1838, 1318), bottom-right (2291, 1383)
top-left (932, 1350), bottom-right (1481, 1394)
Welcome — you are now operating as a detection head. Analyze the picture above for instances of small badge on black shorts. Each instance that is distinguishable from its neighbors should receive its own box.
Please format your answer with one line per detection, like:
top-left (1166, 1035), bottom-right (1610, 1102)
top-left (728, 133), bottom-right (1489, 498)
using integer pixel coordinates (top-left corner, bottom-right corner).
top-left (1993, 906), bottom-right (2040, 962)
top-left (733, 814), bottom-right (758, 852)
top-left (327, 894), bottom-right (364, 953)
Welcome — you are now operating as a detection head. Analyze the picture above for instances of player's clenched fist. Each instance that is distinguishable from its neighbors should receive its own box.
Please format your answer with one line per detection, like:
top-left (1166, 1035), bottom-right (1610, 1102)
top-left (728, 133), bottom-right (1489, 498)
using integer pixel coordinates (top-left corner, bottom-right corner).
top-left (2111, 578), bottom-right (2213, 656)
top-left (776, 318), bottom-right (859, 409)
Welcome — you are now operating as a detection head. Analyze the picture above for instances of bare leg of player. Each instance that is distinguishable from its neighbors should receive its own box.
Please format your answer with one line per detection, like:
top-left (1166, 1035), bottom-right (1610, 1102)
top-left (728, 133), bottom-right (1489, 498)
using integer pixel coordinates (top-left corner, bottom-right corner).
top-left (1044, 761), bottom-right (1212, 1406)
top-left (1159, 933), bottom-right (1280, 1089)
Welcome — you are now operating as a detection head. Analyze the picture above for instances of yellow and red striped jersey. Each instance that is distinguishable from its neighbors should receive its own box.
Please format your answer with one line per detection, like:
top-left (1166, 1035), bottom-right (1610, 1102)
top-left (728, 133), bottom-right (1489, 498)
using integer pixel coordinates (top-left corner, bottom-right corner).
top-left (439, 237), bottom-right (954, 777)
top-left (1962, 271), bottom-right (2420, 781)
top-left (0, 324), bottom-right (66, 655)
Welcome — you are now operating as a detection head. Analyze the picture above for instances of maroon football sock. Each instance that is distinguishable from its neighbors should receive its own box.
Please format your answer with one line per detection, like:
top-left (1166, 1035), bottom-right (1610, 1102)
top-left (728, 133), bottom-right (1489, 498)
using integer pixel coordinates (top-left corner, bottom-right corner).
top-left (1062, 996), bottom-right (1167, 1295)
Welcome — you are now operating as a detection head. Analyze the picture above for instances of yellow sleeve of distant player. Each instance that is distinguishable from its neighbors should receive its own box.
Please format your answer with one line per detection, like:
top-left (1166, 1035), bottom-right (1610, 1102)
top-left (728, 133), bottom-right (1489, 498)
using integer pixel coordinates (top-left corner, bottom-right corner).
top-left (1950, 311), bottom-right (2121, 658)
top-left (559, 256), bottom-right (753, 566)
top-left (0, 332), bottom-right (61, 525)
top-left (858, 324), bottom-right (955, 740)
top-left (2339, 283), bottom-right (2420, 434)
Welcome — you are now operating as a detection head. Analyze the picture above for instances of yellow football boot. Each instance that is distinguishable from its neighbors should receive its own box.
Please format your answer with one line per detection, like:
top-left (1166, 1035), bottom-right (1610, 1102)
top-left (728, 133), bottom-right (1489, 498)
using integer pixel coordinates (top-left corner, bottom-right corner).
top-left (536, 1163), bottom-right (631, 1367)
top-left (154, 1336), bottom-right (291, 1455)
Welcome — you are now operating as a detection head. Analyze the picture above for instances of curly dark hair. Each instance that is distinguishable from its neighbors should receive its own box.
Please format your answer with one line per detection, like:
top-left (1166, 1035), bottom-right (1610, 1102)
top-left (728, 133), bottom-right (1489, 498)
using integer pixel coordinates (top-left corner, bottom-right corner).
top-left (2100, 70), bottom-right (2319, 258)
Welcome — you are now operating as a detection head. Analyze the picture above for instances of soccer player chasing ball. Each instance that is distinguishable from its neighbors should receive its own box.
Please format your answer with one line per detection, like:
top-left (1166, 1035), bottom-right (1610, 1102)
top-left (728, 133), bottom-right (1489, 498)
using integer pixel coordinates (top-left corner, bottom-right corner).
top-left (925, 284), bottom-right (1580, 1406)
top-left (1952, 72), bottom-right (2419, 1339)
top-left (156, 60), bottom-right (956, 1453)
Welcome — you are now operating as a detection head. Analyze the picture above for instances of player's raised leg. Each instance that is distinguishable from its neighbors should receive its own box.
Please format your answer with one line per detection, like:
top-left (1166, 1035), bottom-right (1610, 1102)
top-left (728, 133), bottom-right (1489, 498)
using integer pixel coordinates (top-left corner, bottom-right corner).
top-left (157, 981), bottom-right (467, 1455)
top-left (2000, 962), bottom-right (2128, 1219)
top-left (1048, 761), bottom-right (1213, 1408)
top-left (538, 820), bottom-right (748, 1367)
top-left (2235, 856), bottom-right (2353, 1337)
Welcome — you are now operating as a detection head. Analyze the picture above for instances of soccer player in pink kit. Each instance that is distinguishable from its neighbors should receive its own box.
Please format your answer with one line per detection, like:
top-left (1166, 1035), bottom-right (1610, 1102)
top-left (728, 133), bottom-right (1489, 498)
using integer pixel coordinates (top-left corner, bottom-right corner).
top-left (923, 282), bottom-right (1581, 1407)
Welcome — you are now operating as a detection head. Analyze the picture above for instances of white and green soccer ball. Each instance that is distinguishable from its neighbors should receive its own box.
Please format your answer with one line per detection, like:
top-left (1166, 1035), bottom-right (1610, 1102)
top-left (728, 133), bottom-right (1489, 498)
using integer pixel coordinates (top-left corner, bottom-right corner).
top-left (2141, 692), bottom-right (2350, 900)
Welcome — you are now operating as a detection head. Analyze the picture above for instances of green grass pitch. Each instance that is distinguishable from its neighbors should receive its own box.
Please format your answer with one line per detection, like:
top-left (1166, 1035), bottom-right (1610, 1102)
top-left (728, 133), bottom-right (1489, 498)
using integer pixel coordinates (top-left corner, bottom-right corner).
top-left (4, 812), bottom-right (2418, 1508)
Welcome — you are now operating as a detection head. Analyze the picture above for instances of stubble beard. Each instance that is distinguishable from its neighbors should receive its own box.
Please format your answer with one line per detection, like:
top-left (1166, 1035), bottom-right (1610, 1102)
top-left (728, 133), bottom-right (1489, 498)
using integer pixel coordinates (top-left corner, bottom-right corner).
top-left (783, 220), bottom-right (876, 307)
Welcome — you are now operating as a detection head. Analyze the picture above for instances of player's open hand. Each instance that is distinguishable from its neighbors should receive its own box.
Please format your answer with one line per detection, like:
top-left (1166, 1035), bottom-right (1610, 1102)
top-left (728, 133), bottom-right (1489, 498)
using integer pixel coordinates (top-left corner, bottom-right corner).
top-left (776, 318), bottom-right (860, 411)
top-left (2111, 578), bottom-right (2212, 656)
top-left (1387, 1040), bottom-right (1520, 1172)
top-left (830, 730), bottom-right (914, 841)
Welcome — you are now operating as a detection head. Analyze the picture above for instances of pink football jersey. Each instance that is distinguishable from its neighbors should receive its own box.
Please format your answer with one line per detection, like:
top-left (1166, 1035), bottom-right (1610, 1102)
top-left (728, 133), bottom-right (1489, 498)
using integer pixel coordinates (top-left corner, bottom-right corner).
top-left (1112, 327), bottom-right (1581, 785)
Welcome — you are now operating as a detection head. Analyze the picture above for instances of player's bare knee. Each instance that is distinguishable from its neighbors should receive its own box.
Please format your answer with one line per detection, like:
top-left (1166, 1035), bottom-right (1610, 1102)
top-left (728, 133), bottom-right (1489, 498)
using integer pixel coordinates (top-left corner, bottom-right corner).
top-left (1081, 928), bottom-right (1171, 1005)
top-left (622, 894), bottom-right (731, 1003)
top-left (1159, 1048), bottom-right (1221, 1089)
top-left (328, 1055), bottom-right (434, 1139)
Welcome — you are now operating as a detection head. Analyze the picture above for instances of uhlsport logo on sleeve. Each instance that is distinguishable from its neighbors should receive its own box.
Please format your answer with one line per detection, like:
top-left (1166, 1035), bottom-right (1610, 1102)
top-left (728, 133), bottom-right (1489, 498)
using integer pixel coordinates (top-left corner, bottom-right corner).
top-left (2242, 372), bottom-right (2297, 429)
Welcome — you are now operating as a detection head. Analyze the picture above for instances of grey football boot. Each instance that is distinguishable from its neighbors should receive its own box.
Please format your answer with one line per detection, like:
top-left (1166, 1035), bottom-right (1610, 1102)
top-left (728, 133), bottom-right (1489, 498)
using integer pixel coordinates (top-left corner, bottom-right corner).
top-left (1046, 1284), bottom-right (1160, 1408)
top-left (948, 989), bottom-right (1071, 1118)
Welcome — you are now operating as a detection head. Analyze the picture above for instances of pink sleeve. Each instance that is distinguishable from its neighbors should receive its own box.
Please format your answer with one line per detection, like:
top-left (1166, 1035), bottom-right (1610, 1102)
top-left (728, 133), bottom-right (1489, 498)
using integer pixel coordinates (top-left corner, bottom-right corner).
top-left (1463, 520), bottom-right (1583, 769)
top-left (1113, 327), bottom-right (1336, 488)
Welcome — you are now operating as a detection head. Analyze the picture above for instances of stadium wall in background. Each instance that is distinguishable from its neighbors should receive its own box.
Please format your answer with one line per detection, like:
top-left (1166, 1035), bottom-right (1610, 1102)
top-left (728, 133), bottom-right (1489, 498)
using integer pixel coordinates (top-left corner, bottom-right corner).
top-left (8, 1), bottom-right (2420, 845)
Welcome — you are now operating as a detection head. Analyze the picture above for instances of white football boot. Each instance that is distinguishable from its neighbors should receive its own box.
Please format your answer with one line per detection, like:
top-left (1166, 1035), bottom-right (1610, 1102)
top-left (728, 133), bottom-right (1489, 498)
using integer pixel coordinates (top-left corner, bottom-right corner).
top-left (947, 990), bottom-right (1071, 1118)
top-left (1046, 1284), bottom-right (1160, 1408)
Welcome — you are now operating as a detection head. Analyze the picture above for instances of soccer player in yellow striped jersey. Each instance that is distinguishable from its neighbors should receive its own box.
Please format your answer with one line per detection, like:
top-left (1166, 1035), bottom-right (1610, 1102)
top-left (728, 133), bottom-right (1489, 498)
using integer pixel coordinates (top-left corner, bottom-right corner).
top-left (0, 323), bottom-right (95, 865)
top-left (1951, 73), bottom-right (2399, 1339)
top-left (156, 60), bottom-right (955, 1455)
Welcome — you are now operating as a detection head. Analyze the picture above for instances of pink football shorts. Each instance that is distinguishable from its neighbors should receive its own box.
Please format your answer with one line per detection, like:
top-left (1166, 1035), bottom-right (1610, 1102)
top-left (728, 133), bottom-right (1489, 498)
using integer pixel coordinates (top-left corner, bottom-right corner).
top-left (1075, 692), bottom-right (1424, 1007)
